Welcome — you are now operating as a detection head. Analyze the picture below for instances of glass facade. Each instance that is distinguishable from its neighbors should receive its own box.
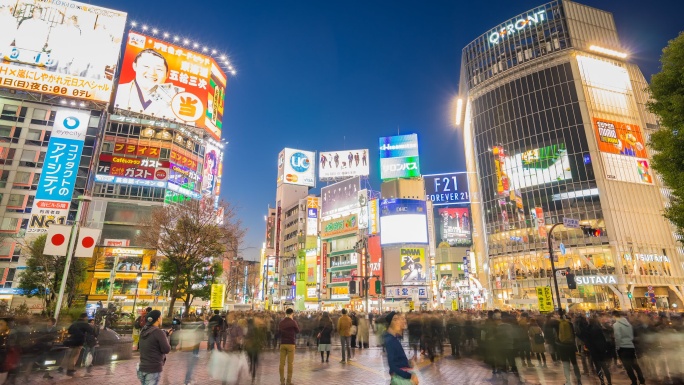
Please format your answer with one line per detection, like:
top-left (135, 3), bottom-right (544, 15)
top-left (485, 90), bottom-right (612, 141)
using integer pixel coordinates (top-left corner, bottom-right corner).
top-left (462, 1), bottom-right (682, 310)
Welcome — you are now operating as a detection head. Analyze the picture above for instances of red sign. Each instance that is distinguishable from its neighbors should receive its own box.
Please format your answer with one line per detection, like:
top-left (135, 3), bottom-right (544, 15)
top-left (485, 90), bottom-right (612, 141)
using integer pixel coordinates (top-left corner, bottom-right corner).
top-left (113, 142), bottom-right (161, 158)
top-left (170, 151), bottom-right (199, 171)
top-left (368, 236), bottom-right (383, 295)
top-left (322, 243), bottom-right (327, 280)
top-left (98, 154), bottom-right (169, 181)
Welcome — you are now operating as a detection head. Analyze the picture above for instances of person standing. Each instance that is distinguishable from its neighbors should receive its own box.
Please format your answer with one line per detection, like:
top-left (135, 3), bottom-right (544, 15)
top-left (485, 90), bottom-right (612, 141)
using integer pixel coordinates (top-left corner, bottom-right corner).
top-left (138, 310), bottom-right (172, 385)
top-left (60, 313), bottom-right (95, 376)
top-left (134, 307), bottom-right (153, 350)
top-left (278, 308), bottom-right (299, 385)
top-left (528, 319), bottom-right (547, 367)
top-left (586, 316), bottom-right (612, 385)
top-left (613, 311), bottom-right (645, 385)
top-left (357, 313), bottom-right (370, 349)
top-left (208, 310), bottom-right (224, 351)
top-left (244, 317), bottom-right (267, 383)
top-left (384, 312), bottom-right (419, 385)
top-left (557, 312), bottom-right (582, 385)
top-left (337, 309), bottom-right (352, 363)
top-left (446, 313), bottom-right (462, 357)
top-left (317, 312), bottom-right (333, 363)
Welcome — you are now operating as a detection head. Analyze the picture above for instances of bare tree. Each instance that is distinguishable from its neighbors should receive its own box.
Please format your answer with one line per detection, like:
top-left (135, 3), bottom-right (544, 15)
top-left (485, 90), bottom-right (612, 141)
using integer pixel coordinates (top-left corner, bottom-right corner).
top-left (137, 198), bottom-right (244, 316)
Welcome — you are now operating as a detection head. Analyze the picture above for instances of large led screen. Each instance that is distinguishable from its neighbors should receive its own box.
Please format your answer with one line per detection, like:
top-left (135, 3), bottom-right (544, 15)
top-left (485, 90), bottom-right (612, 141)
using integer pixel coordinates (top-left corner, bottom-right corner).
top-left (319, 149), bottom-right (369, 180)
top-left (379, 199), bottom-right (428, 245)
top-left (379, 134), bottom-right (421, 180)
top-left (115, 32), bottom-right (226, 140)
top-left (321, 176), bottom-right (360, 218)
top-left (593, 118), bottom-right (653, 185)
top-left (0, 0), bottom-right (127, 102)
top-left (502, 144), bottom-right (572, 190)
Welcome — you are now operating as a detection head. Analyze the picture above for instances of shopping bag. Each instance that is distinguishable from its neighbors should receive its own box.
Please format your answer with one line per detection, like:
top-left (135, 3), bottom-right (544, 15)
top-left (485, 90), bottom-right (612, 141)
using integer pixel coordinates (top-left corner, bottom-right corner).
top-left (84, 352), bottom-right (93, 367)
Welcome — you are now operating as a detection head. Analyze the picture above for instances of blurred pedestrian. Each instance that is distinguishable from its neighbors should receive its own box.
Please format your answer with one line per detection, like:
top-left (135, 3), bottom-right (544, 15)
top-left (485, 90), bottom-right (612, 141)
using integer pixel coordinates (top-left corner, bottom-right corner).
top-left (614, 311), bottom-right (645, 385)
top-left (208, 310), bottom-right (224, 351)
top-left (60, 313), bottom-right (95, 377)
top-left (557, 312), bottom-right (582, 385)
top-left (317, 312), bottom-right (333, 363)
top-left (138, 310), bottom-right (172, 385)
top-left (528, 319), bottom-right (547, 367)
top-left (244, 317), bottom-right (266, 382)
top-left (384, 312), bottom-right (419, 385)
top-left (586, 316), bottom-right (612, 385)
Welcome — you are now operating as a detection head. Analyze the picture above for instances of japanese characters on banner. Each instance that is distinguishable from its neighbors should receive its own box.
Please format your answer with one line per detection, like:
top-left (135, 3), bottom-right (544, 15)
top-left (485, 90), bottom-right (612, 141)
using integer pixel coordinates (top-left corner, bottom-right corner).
top-left (97, 154), bottom-right (169, 181)
top-left (593, 118), bottom-right (653, 185)
top-left (306, 197), bottom-right (319, 236)
top-left (28, 109), bottom-right (91, 233)
top-left (114, 32), bottom-right (227, 140)
top-left (368, 236), bottom-right (383, 295)
top-left (201, 142), bottom-right (221, 195)
top-left (385, 286), bottom-right (428, 299)
top-left (0, 0), bottom-right (127, 102)
top-left (536, 286), bottom-right (554, 313)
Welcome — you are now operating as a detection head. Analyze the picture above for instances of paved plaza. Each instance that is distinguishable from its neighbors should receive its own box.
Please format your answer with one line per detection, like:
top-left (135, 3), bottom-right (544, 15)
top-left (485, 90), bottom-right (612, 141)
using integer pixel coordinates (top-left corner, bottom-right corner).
top-left (19, 343), bottom-right (642, 385)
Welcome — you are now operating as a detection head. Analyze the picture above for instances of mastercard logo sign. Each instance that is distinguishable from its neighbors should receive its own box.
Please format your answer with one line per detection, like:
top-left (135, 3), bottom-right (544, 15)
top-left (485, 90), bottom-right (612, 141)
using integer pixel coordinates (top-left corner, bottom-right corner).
top-left (285, 174), bottom-right (298, 183)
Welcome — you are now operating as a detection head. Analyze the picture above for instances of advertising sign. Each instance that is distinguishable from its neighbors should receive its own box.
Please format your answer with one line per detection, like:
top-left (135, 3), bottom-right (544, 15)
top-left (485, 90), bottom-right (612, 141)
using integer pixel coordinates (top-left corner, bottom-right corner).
top-left (385, 286), bottom-right (428, 299)
top-left (424, 172), bottom-right (470, 205)
top-left (369, 199), bottom-right (379, 235)
top-left (280, 148), bottom-right (315, 187)
top-left (435, 207), bottom-right (472, 247)
top-left (321, 214), bottom-right (358, 238)
top-left (536, 286), bottom-right (554, 313)
top-left (28, 109), bottom-right (90, 233)
top-left (368, 235), bottom-right (382, 294)
top-left (114, 32), bottom-right (227, 140)
top-left (492, 146), bottom-right (508, 195)
top-left (210, 284), bottom-right (225, 309)
top-left (593, 118), bottom-right (653, 185)
top-left (97, 154), bottom-right (169, 181)
top-left (318, 149), bottom-right (369, 180)
top-left (321, 176), bottom-right (360, 218)
top-left (503, 144), bottom-right (572, 190)
top-left (358, 189), bottom-right (369, 230)
top-left (0, 0), bottom-right (126, 102)
top-left (265, 215), bottom-right (276, 250)
top-left (379, 199), bottom-right (428, 245)
top-left (379, 134), bottom-right (421, 180)
top-left (202, 142), bottom-right (220, 195)
top-left (531, 207), bottom-right (547, 238)
top-left (400, 248), bottom-right (427, 284)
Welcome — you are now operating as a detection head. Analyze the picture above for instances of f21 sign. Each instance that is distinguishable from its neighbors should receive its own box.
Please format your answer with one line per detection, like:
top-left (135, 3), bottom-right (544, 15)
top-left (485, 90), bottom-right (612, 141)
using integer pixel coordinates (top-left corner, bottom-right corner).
top-left (424, 172), bottom-right (470, 206)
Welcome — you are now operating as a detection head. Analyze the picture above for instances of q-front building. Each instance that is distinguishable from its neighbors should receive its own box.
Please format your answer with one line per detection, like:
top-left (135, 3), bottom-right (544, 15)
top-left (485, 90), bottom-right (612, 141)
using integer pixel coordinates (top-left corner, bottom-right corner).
top-left (458, 0), bottom-right (683, 311)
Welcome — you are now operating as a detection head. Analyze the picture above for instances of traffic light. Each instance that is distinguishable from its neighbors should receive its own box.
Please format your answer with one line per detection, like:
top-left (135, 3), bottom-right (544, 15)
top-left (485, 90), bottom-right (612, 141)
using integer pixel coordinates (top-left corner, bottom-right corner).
top-left (581, 226), bottom-right (604, 237)
top-left (566, 273), bottom-right (577, 289)
top-left (375, 280), bottom-right (382, 294)
top-left (627, 292), bottom-right (633, 299)
top-left (349, 280), bottom-right (357, 295)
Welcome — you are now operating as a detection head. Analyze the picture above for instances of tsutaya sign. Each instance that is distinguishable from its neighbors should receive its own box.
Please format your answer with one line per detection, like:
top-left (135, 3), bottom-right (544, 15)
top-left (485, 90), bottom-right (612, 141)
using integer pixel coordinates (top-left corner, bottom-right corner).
top-left (626, 253), bottom-right (671, 263)
top-left (489, 10), bottom-right (547, 45)
top-left (574, 275), bottom-right (617, 286)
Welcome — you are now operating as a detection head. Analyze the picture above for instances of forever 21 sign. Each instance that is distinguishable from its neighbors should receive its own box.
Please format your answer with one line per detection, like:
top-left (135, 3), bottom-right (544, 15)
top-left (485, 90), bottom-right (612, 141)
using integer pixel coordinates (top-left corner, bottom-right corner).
top-left (424, 172), bottom-right (470, 206)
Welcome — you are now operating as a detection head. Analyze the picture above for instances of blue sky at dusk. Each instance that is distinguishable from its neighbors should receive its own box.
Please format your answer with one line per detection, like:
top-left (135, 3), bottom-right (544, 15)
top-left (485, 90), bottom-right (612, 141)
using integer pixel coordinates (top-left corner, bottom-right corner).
top-left (97, 0), bottom-right (683, 260)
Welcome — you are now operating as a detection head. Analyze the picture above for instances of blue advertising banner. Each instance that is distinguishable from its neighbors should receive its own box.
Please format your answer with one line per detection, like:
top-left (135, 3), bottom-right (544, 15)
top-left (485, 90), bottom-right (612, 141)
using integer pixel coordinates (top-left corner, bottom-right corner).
top-left (379, 134), bottom-right (419, 159)
top-left (379, 134), bottom-right (421, 180)
top-left (380, 199), bottom-right (427, 216)
top-left (424, 172), bottom-right (470, 206)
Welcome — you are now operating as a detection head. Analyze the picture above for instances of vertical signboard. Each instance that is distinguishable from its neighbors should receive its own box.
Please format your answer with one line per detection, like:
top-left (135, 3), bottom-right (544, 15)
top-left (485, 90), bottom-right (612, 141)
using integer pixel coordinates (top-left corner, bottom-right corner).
top-left (202, 141), bottom-right (221, 196)
top-left (114, 32), bottom-right (227, 140)
top-left (368, 236), bottom-right (382, 295)
top-left (306, 197), bottom-right (319, 236)
top-left (358, 189), bottom-right (369, 230)
top-left (28, 109), bottom-right (91, 233)
top-left (536, 286), bottom-right (554, 312)
top-left (0, 0), bottom-right (127, 102)
top-left (369, 199), bottom-right (379, 235)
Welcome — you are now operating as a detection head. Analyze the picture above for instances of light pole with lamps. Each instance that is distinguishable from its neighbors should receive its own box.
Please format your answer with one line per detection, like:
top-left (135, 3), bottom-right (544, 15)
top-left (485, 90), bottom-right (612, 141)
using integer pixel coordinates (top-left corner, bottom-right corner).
top-left (132, 272), bottom-right (142, 315)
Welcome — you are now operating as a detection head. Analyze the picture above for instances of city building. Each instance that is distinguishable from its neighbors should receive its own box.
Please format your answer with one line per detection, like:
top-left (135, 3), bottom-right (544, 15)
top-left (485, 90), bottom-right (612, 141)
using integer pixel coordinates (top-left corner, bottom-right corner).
top-left (459, 0), bottom-right (682, 310)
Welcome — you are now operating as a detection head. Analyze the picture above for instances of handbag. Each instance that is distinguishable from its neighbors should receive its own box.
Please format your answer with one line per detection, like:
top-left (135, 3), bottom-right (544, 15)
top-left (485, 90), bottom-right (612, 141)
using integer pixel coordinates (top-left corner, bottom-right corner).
top-left (84, 352), bottom-right (93, 367)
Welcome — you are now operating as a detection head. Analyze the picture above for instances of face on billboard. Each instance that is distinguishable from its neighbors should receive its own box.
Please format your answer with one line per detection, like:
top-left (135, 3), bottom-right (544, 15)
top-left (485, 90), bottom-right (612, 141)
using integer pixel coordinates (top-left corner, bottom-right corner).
top-left (320, 176), bottom-right (360, 218)
top-left (435, 207), bottom-right (472, 247)
top-left (0, 0), bottom-right (126, 102)
top-left (400, 248), bottom-right (426, 283)
top-left (202, 143), bottom-right (221, 195)
top-left (318, 149), bottom-right (369, 180)
top-left (115, 32), bottom-right (227, 140)
top-left (280, 148), bottom-right (315, 187)
top-left (502, 143), bottom-right (572, 190)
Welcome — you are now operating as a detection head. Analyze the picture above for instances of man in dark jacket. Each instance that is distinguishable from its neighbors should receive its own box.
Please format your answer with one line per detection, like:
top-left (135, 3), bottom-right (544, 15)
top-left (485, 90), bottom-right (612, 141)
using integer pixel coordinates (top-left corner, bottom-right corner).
top-left (138, 310), bottom-right (172, 385)
top-left (208, 310), bottom-right (223, 351)
top-left (279, 308), bottom-right (300, 385)
top-left (60, 313), bottom-right (94, 376)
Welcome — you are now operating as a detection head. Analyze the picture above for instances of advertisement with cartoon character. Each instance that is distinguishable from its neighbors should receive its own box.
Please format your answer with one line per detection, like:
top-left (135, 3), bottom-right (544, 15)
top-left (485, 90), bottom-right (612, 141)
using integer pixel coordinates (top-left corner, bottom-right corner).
top-left (593, 118), bottom-right (653, 185)
top-left (400, 248), bottom-right (426, 283)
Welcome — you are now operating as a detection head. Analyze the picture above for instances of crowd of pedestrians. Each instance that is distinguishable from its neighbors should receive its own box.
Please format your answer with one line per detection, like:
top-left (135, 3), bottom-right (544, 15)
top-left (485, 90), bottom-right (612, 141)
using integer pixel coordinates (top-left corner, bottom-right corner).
top-left (1, 307), bottom-right (684, 385)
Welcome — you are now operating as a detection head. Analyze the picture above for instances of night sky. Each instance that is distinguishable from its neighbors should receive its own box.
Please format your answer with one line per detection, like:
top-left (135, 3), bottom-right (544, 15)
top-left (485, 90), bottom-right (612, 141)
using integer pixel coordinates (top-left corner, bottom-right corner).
top-left (95, 0), bottom-right (683, 260)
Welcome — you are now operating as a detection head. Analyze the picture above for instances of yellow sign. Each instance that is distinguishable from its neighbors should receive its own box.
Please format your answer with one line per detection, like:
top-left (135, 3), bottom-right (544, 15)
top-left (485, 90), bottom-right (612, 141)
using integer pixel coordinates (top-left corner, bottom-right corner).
top-left (409, 300), bottom-right (415, 311)
top-left (451, 299), bottom-right (458, 311)
top-left (536, 286), bottom-right (554, 313)
top-left (210, 284), bottom-right (225, 309)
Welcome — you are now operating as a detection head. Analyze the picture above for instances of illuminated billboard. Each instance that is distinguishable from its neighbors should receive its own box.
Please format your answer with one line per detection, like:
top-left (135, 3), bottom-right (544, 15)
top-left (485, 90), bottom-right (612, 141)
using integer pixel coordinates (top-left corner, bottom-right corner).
top-left (0, 0), bottom-right (126, 102)
top-left (424, 172), bottom-right (470, 206)
top-left (318, 149), bottom-right (369, 180)
top-left (114, 32), bottom-right (226, 140)
top-left (28, 109), bottom-right (91, 233)
top-left (400, 248), bottom-right (426, 283)
top-left (593, 118), bottom-right (653, 185)
top-left (97, 154), bottom-right (169, 181)
top-left (502, 144), bottom-right (572, 190)
top-left (434, 207), bottom-right (472, 247)
top-left (379, 134), bottom-right (421, 180)
top-left (279, 148), bottom-right (315, 187)
top-left (306, 197), bottom-right (319, 236)
top-left (379, 199), bottom-right (428, 245)
top-left (202, 142), bottom-right (220, 195)
top-left (321, 176), bottom-right (360, 218)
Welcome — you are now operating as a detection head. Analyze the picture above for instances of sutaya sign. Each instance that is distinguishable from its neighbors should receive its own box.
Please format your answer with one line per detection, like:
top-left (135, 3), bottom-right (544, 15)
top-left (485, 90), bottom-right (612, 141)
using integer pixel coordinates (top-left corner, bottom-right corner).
top-left (574, 275), bottom-right (617, 285)
top-left (489, 10), bottom-right (547, 45)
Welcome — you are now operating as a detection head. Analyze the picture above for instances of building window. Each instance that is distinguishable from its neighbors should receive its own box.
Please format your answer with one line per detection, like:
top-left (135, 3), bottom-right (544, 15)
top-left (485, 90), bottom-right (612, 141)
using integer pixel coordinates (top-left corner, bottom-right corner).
top-left (7, 194), bottom-right (26, 208)
top-left (13, 171), bottom-right (33, 186)
top-left (0, 218), bottom-right (19, 232)
top-left (0, 148), bottom-right (16, 165)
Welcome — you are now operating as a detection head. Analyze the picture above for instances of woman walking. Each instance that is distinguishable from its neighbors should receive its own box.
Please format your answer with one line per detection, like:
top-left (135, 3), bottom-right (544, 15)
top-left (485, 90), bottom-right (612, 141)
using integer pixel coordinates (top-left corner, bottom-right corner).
top-left (317, 312), bottom-right (333, 363)
top-left (244, 317), bottom-right (267, 383)
top-left (528, 319), bottom-right (547, 367)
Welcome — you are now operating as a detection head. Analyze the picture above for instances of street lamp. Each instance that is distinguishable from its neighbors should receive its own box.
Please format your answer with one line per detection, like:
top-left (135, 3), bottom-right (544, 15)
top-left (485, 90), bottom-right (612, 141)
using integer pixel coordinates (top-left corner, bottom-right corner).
top-left (132, 272), bottom-right (142, 315)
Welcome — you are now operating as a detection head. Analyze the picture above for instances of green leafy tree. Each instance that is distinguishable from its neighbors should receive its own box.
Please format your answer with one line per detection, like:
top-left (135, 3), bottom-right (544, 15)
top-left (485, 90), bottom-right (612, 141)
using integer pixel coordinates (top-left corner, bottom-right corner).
top-left (648, 32), bottom-right (684, 235)
top-left (18, 234), bottom-right (88, 315)
top-left (138, 198), bottom-right (243, 316)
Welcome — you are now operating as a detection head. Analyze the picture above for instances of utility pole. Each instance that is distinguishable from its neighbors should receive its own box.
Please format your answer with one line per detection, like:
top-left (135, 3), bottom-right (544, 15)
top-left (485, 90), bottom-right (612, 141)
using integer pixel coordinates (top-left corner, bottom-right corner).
top-left (547, 222), bottom-right (564, 312)
top-left (351, 235), bottom-right (378, 313)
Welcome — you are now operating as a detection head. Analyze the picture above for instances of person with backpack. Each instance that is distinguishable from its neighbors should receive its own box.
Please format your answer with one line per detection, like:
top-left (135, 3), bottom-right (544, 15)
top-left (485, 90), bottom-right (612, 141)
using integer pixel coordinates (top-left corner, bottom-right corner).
top-left (613, 311), bottom-right (645, 385)
top-left (528, 319), bottom-right (547, 367)
top-left (557, 311), bottom-right (582, 385)
top-left (586, 316), bottom-right (613, 385)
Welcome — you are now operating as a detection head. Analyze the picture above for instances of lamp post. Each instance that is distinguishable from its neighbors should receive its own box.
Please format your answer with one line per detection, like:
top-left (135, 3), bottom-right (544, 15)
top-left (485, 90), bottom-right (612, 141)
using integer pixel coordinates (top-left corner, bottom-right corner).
top-left (132, 272), bottom-right (142, 315)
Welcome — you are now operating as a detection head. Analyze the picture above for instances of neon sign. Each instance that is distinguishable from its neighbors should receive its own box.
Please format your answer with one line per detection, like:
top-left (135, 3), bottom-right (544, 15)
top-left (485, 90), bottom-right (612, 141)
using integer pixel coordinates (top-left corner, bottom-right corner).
top-left (489, 10), bottom-right (547, 45)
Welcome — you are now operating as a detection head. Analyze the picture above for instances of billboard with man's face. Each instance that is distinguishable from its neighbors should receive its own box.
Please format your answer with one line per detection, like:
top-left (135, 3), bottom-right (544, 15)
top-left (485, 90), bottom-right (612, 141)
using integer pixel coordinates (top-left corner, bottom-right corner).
top-left (114, 32), bottom-right (226, 140)
top-left (0, 0), bottom-right (126, 102)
